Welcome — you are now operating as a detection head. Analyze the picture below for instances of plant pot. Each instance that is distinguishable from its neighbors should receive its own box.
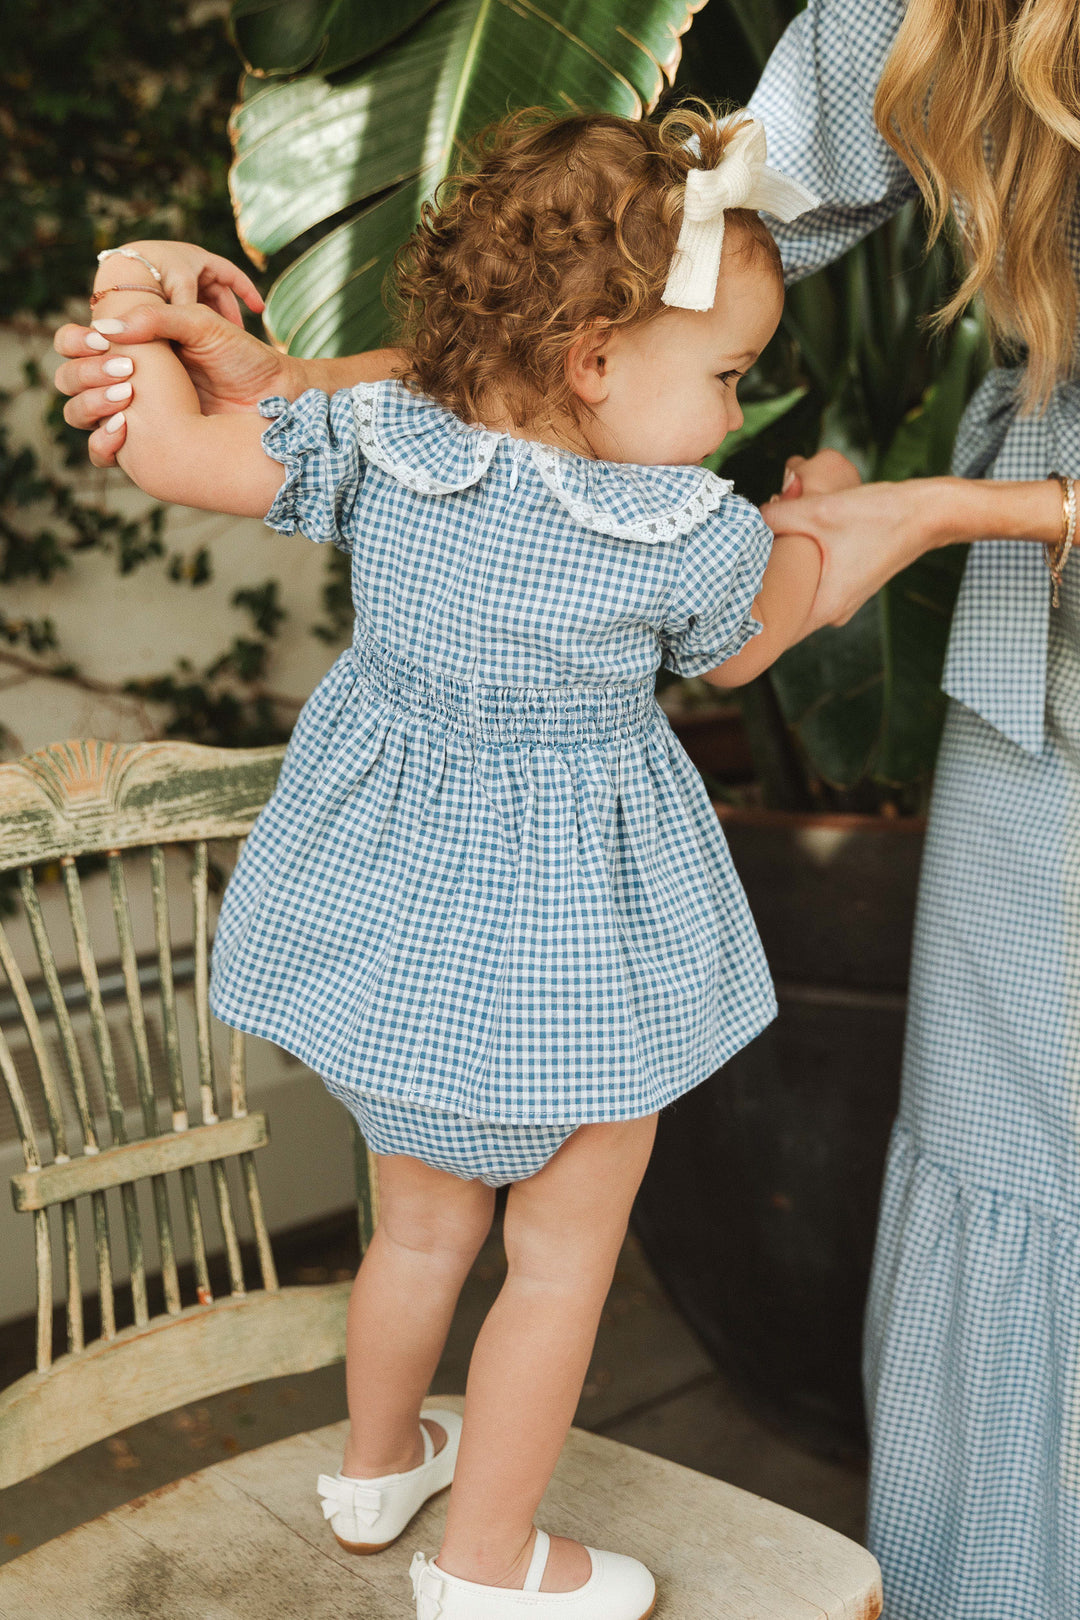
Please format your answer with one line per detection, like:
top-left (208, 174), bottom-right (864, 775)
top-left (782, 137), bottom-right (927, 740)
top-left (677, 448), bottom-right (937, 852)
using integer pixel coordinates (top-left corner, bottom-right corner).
top-left (633, 808), bottom-right (926, 1461)
top-left (664, 706), bottom-right (755, 783)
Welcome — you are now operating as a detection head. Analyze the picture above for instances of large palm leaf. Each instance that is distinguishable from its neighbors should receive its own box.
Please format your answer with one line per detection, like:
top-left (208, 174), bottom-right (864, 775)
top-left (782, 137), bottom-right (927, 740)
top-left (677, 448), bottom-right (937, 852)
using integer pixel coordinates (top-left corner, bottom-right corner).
top-left (228, 0), bottom-right (704, 355)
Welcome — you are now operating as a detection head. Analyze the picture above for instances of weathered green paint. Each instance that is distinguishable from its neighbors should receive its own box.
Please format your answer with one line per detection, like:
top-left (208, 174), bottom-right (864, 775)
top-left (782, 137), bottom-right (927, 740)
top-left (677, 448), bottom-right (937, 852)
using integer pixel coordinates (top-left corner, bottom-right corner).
top-left (0, 740), bottom-right (286, 870)
top-left (60, 856), bottom-right (138, 1336)
top-left (191, 842), bottom-right (247, 1296)
top-left (11, 1115), bottom-right (270, 1212)
top-left (18, 866), bottom-right (100, 1147)
top-left (0, 921), bottom-right (69, 1157)
top-left (107, 851), bottom-right (178, 1320)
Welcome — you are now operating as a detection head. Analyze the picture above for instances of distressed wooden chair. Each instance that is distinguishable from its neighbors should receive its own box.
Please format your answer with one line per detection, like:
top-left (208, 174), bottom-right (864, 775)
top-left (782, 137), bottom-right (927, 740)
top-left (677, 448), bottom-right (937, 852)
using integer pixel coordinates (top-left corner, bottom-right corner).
top-left (0, 738), bottom-right (882, 1618)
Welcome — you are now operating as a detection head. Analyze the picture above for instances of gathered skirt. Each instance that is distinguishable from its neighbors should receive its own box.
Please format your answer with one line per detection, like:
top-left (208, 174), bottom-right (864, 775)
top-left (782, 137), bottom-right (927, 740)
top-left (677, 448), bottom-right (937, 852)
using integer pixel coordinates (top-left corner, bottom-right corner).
top-left (209, 631), bottom-right (775, 1128)
top-left (864, 567), bottom-right (1080, 1618)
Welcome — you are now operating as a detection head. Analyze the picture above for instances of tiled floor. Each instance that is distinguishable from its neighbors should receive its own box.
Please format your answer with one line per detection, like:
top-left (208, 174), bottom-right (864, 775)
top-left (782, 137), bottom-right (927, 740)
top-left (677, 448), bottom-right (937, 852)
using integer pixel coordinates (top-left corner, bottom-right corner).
top-left (0, 1212), bottom-right (867, 1566)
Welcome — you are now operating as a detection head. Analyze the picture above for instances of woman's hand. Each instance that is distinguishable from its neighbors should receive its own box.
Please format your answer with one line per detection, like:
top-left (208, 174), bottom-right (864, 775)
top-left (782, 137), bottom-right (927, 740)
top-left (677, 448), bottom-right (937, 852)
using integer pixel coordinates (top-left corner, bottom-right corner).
top-left (762, 473), bottom-right (1064, 633)
top-left (54, 302), bottom-right (299, 467)
top-left (760, 480), bottom-right (934, 631)
top-left (55, 228), bottom-right (406, 468)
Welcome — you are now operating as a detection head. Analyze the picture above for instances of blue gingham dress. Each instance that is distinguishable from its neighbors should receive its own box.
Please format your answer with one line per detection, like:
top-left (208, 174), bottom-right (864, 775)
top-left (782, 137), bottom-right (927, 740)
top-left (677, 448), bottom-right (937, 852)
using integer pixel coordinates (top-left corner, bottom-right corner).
top-left (753, 5), bottom-right (1080, 1616)
top-left (209, 379), bottom-right (777, 1182)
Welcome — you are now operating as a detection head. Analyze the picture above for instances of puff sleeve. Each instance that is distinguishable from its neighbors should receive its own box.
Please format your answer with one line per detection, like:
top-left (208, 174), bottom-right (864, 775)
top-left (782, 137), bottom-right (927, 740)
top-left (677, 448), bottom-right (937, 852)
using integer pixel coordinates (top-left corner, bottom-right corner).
top-left (660, 495), bottom-right (773, 677)
top-left (747, 0), bottom-right (917, 284)
top-left (259, 388), bottom-right (366, 553)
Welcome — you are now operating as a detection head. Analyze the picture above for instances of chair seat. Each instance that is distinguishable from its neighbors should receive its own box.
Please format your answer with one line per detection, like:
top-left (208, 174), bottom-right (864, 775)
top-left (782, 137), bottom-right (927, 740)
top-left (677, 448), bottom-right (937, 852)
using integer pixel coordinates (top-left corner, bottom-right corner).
top-left (0, 1396), bottom-right (881, 1618)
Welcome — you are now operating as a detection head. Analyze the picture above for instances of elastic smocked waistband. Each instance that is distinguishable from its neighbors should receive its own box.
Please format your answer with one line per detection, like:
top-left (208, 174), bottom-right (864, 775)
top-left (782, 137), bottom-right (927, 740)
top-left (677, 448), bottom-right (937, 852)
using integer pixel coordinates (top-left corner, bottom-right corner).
top-left (348, 630), bottom-right (657, 747)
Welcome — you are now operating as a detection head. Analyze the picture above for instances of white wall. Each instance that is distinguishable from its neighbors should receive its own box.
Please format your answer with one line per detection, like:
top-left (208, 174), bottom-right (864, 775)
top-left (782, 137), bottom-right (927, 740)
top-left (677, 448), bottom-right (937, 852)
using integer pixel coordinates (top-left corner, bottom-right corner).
top-left (1, 313), bottom-right (341, 756)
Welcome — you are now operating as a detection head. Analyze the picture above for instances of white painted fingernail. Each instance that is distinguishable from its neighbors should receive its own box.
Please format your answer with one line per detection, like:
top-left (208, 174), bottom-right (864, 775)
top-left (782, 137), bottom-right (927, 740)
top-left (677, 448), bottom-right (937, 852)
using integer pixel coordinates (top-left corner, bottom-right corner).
top-left (92, 318), bottom-right (127, 335)
top-left (105, 412), bottom-right (126, 432)
top-left (105, 382), bottom-right (132, 401)
top-left (85, 331), bottom-right (110, 352)
top-left (103, 357), bottom-right (133, 377)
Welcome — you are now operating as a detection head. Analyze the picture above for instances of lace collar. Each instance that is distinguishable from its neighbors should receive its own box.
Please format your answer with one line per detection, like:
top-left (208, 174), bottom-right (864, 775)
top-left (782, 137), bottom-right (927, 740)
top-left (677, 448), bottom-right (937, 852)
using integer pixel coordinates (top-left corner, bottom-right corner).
top-left (351, 381), bottom-right (733, 544)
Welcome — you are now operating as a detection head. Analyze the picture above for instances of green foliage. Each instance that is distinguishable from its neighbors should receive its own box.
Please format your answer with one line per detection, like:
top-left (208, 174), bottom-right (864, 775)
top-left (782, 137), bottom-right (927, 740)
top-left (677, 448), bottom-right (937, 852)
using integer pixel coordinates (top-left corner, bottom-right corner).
top-left (1, 0), bottom-right (242, 315)
top-left (5, 0), bottom-right (986, 810)
top-left (231, 0), bottom-right (437, 79)
top-left (0, 0), bottom-right (326, 756)
top-left (228, 0), bottom-right (703, 354)
top-left (767, 314), bottom-right (984, 799)
top-left (225, 0), bottom-right (984, 811)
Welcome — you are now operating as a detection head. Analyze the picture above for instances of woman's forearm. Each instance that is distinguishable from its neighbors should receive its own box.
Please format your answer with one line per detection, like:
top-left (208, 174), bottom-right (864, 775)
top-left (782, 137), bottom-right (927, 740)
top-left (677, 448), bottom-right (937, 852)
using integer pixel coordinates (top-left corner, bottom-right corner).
top-left (924, 476), bottom-right (1064, 547)
top-left (762, 471), bottom-right (1073, 635)
top-left (299, 348), bottom-right (407, 395)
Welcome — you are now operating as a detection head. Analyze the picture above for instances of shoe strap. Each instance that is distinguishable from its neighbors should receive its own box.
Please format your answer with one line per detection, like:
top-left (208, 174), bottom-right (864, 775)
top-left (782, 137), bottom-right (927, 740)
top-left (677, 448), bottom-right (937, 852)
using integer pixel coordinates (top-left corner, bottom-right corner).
top-left (421, 1419), bottom-right (435, 1465)
top-left (523, 1529), bottom-right (550, 1593)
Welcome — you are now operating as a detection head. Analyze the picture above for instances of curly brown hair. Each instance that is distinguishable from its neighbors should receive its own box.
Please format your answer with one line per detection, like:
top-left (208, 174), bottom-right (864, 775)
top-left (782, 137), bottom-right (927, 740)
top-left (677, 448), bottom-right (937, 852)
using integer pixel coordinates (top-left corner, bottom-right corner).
top-left (390, 104), bottom-right (782, 431)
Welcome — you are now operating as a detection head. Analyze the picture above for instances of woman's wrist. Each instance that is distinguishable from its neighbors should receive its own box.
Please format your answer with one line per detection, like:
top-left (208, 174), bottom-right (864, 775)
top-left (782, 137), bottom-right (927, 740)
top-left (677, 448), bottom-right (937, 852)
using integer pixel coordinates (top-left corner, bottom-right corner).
top-left (930, 475), bottom-right (1065, 547)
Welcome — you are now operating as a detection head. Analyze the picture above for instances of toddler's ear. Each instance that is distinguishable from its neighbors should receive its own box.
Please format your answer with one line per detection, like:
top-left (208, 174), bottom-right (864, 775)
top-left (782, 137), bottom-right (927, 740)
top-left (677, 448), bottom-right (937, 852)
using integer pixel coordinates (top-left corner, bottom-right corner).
top-left (565, 327), bottom-right (610, 406)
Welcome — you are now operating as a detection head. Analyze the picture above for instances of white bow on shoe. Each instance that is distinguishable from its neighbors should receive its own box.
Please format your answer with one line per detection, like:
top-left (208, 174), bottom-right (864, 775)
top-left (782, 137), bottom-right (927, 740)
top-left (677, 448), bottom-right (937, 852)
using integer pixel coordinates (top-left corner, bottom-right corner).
top-left (317, 1407), bottom-right (462, 1554)
top-left (318, 1474), bottom-right (383, 1533)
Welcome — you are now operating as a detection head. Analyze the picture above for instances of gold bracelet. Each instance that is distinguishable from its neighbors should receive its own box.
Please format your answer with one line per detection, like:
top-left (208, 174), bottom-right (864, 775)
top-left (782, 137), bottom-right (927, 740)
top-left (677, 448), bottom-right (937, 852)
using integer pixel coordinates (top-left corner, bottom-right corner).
top-left (89, 283), bottom-right (168, 307)
top-left (1045, 472), bottom-right (1077, 609)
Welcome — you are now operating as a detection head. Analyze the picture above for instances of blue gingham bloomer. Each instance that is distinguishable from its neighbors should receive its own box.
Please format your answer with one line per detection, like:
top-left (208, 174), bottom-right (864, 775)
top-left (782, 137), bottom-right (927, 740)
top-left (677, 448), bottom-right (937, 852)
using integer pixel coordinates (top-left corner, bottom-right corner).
top-left (209, 379), bottom-right (777, 1177)
top-left (753, 4), bottom-right (1080, 1617)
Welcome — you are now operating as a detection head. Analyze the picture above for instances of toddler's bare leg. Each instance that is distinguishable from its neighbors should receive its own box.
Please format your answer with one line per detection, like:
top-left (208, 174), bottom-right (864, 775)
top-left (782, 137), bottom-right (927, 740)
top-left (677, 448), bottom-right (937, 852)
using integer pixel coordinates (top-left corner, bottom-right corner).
top-left (438, 1114), bottom-right (658, 1593)
top-left (342, 1154), bottom-right (496, 1477)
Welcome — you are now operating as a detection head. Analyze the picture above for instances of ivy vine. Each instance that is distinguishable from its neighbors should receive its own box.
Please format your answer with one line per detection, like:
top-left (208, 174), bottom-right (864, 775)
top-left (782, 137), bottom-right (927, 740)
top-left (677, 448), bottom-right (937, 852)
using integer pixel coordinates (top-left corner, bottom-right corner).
top-left (0, 0), bottom-right (348, 761)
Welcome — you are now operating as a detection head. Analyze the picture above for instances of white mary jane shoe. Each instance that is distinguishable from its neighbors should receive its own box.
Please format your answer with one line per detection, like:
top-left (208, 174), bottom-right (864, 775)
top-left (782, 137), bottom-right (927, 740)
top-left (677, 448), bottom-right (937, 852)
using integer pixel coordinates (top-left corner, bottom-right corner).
top-left (317, 1408), bottom-right (462, 1554)
top-left (410, 1529), bottom-right (656, 1619)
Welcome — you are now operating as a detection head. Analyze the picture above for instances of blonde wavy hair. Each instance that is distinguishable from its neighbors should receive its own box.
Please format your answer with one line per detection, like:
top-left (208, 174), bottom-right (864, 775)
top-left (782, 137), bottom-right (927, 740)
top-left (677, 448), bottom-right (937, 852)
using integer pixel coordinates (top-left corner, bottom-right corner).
top-left (875, 0), bottom-right (1080, 408)
top-left (391, 105), bottom-right (781, 429)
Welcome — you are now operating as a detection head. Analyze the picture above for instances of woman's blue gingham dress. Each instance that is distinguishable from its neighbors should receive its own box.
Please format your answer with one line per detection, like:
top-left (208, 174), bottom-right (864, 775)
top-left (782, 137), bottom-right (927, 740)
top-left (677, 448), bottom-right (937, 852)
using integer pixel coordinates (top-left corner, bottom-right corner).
top-left (752, 4), bottom-right (1080, 1616)
top-left (209, 380), bottom-right (777, 1181)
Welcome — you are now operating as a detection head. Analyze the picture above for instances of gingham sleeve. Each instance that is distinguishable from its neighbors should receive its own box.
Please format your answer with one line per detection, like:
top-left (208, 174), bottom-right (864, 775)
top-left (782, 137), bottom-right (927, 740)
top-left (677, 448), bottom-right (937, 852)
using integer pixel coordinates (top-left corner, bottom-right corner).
top-left (660, 495), bottom-right (773, 677)
top-left (747, 0), bottom-right (918, 283)
top-left (259, 388), bottom-right (366, 553)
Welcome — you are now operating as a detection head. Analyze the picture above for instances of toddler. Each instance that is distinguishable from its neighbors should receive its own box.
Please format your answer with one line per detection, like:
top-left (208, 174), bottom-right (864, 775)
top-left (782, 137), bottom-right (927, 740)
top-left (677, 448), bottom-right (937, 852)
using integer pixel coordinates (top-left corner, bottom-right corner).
top-left (89, 105), bottom-right (825, 1620)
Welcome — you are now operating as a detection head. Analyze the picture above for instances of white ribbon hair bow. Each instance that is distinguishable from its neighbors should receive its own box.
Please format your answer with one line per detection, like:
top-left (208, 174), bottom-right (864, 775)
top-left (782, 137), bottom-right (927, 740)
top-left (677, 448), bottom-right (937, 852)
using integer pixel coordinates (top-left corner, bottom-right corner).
top-left (662, 116), bottom-right (820, 312)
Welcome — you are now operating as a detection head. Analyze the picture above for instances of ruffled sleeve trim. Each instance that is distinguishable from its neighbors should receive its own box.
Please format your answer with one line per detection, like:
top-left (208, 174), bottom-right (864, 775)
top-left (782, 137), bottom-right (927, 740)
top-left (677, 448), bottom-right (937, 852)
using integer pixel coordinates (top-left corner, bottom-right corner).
top-left (260, 392), bottom-right (361, 552)
top-left (659, 495), bottom-right (774, 676)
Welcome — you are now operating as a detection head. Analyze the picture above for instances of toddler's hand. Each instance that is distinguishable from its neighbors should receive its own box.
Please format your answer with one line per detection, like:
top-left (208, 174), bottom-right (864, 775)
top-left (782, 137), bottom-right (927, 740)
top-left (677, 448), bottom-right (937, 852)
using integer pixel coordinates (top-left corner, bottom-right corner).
top-left (100, 240), bottom-right (265, 327)
top-left (776, 450), bottom-right (862, 502)
top-left (54, 303), bottom-right (293, 468)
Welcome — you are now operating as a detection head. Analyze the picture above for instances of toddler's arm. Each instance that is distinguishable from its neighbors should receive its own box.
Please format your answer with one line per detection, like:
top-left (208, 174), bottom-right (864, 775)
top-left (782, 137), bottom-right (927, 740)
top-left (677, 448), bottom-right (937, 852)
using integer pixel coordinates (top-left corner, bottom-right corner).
top-left (700, 451), bottom-right (861, 687)
top-left (701, 532), bottom-right (823, 689)
top-left (91, 279), bottom-right (285, 518)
